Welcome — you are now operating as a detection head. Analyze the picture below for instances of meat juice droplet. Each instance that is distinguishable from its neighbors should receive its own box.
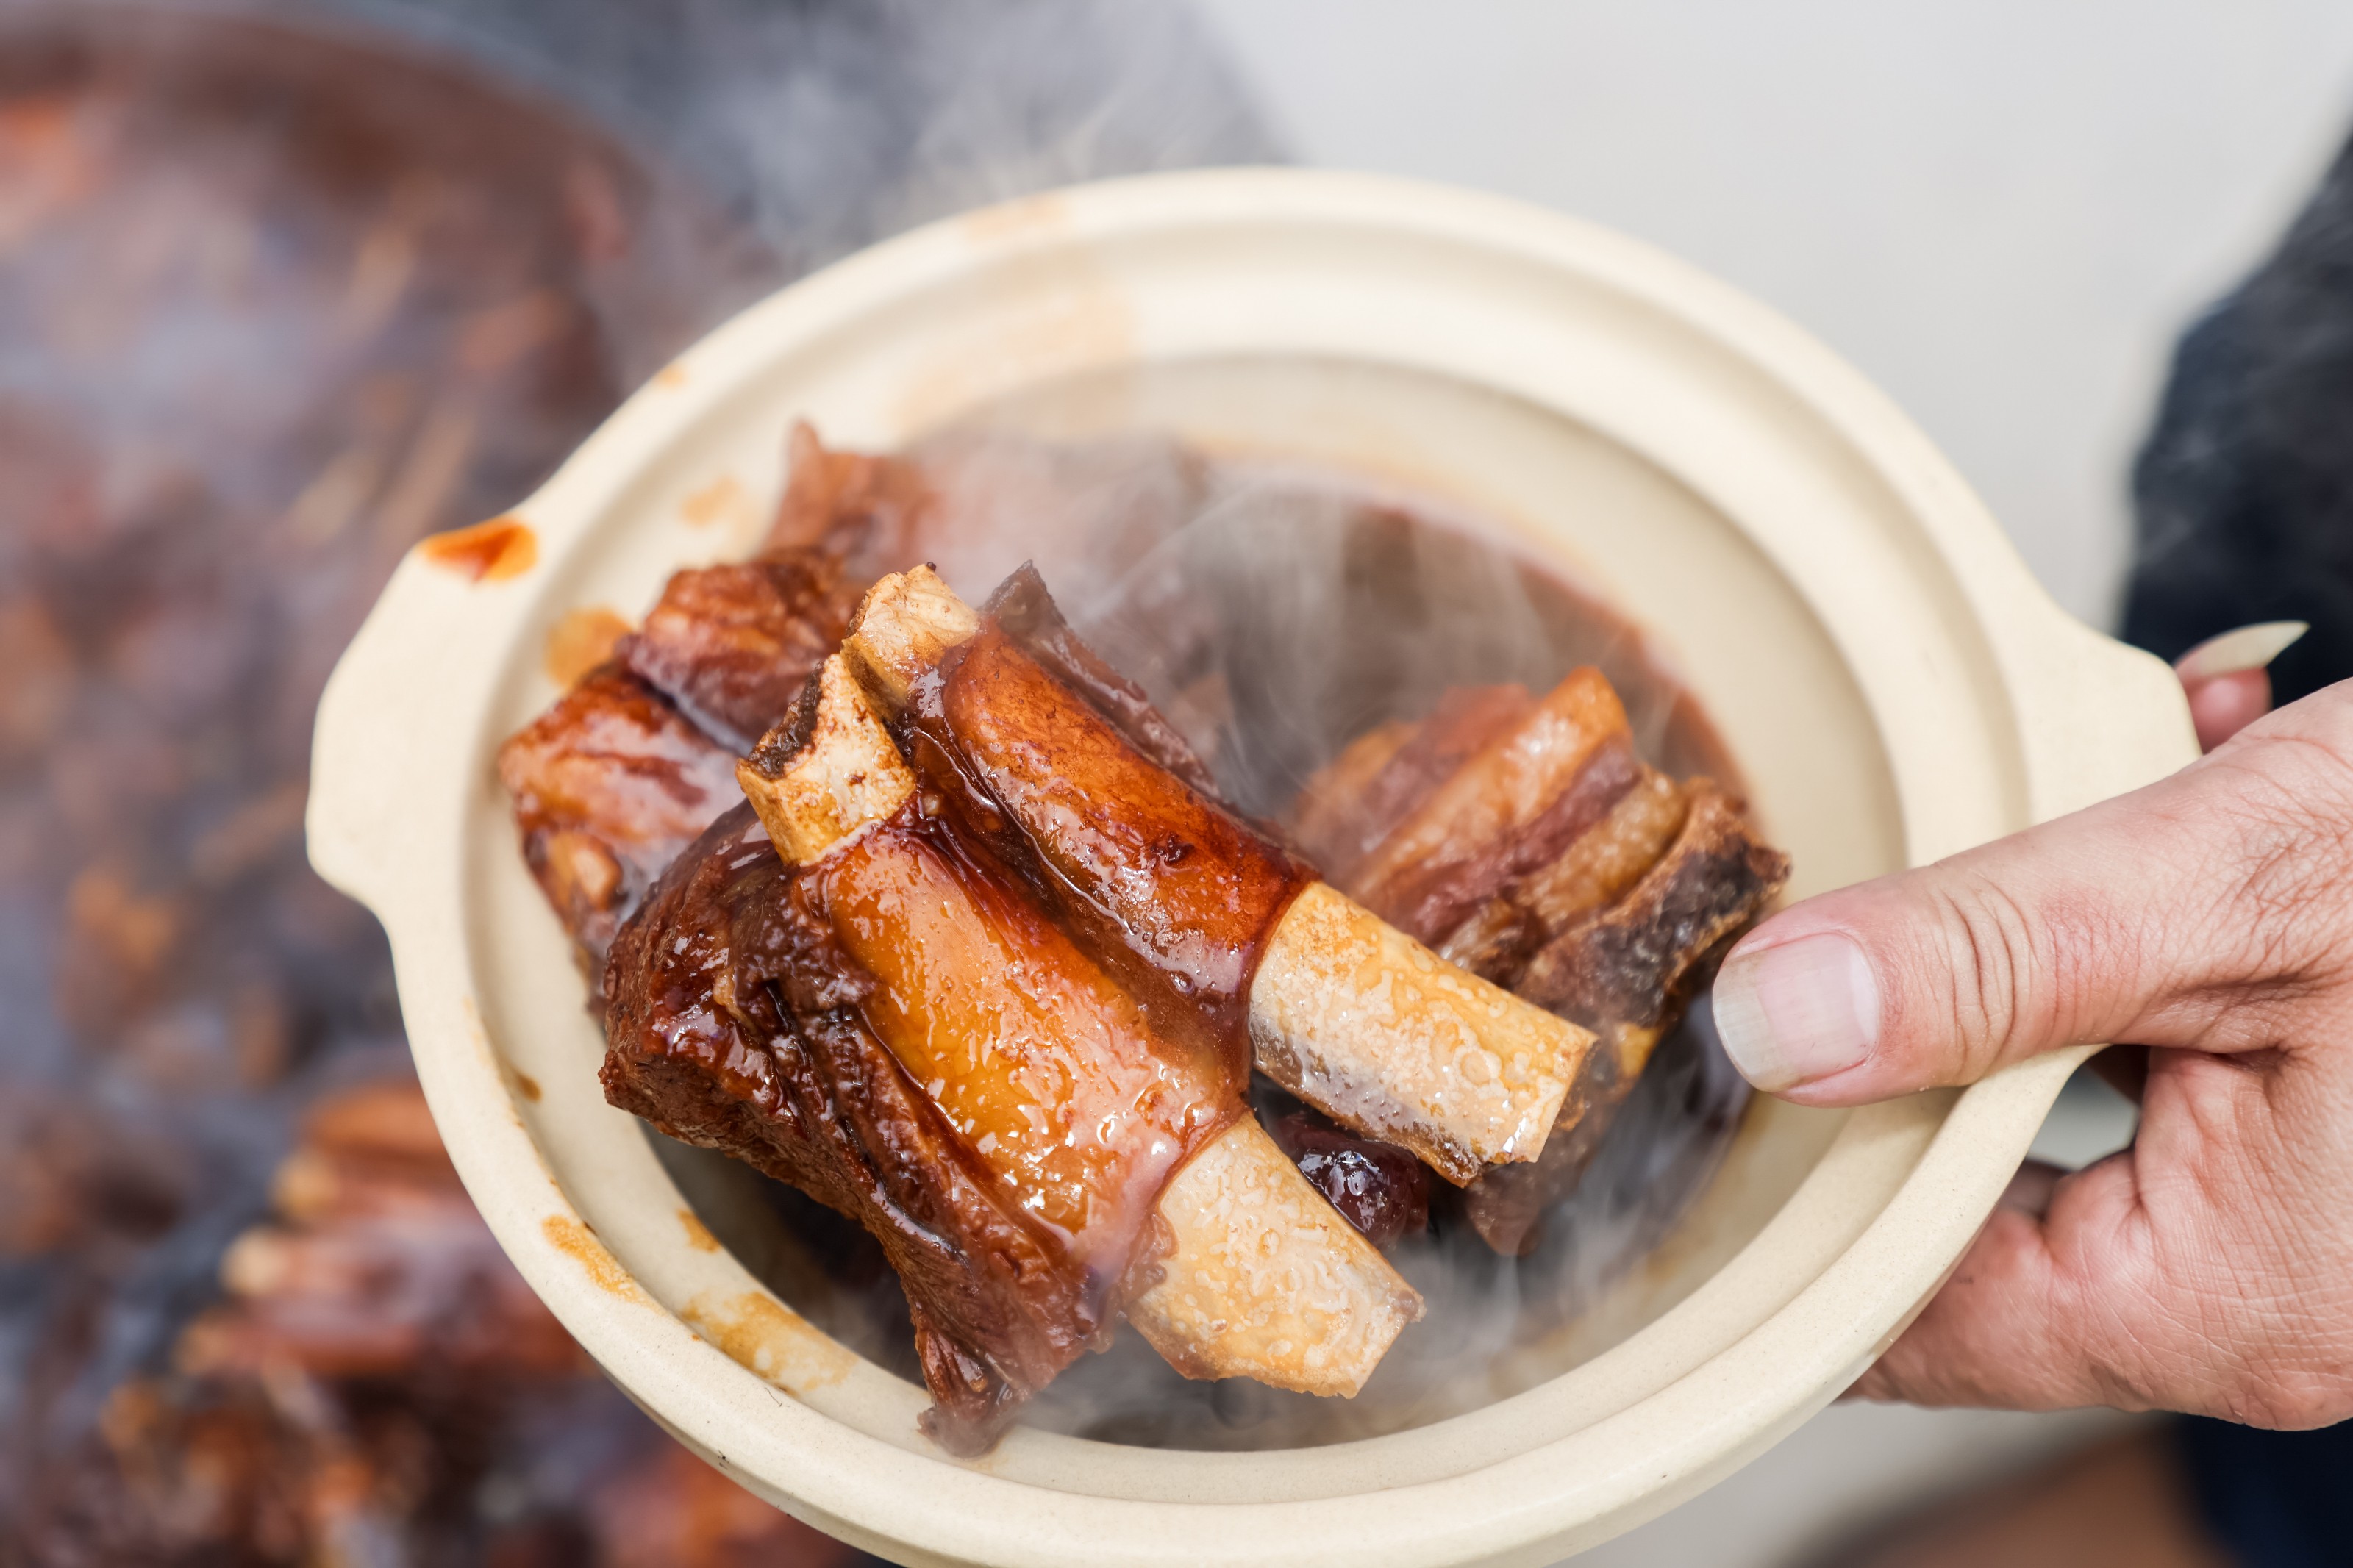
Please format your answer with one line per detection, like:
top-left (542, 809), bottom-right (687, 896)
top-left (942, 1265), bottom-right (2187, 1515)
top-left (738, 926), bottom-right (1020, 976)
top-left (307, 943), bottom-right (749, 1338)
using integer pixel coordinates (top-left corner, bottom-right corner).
top-left (421, 515), bottom-right (538, 581)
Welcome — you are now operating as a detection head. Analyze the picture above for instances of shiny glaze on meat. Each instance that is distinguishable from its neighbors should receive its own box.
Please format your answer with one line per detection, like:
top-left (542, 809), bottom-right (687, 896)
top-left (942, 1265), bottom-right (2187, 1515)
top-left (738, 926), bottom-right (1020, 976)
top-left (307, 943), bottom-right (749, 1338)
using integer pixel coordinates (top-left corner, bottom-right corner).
top-left (900, 581), bottom-right (1311, 1073)
top-left (813, 806), bottom-right (1238, 1268)
top-left (495, 665), bottom-right (743, 967)
top-left (601, 806), bottom-right (1090, 1453)
top-left (620, 545), bottom-right (865, 750)
top-left (499, 431), bottom-right (942, 970)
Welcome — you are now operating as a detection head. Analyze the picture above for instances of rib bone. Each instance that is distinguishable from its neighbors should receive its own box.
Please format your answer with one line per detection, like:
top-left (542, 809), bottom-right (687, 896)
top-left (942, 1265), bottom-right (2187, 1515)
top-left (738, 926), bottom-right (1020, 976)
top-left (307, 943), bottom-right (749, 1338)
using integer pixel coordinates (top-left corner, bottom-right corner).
top-left (1249, 883), bottom-right (1582, 1183)
top-left (1126, 1114), bottom-right (1422, 1395)
top-left (735, 656), bottom-right (913, 863)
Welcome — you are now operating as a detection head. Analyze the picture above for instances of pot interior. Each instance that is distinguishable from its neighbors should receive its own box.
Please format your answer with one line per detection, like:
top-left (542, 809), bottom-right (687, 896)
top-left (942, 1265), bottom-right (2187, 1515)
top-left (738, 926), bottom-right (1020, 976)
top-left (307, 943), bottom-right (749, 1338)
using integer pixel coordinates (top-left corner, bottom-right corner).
top-left (534, 352), bottom-right (1902, 1452)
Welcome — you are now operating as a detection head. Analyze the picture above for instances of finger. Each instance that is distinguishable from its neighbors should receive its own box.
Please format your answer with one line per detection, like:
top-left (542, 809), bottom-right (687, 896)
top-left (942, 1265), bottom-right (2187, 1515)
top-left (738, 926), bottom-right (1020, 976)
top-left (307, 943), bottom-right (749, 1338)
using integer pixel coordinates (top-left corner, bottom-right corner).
top-left (2174, 621), bottom-right (2302, 751)
top-left (2184, 668), bottom-right (2271, 753)
top-left (1849, 1154), bottom-right (2149, 1411)
top-left (1848, 1130), bottom-right (2343, 1426)
top-left (1710, 686), bottom-right (2353, 1103)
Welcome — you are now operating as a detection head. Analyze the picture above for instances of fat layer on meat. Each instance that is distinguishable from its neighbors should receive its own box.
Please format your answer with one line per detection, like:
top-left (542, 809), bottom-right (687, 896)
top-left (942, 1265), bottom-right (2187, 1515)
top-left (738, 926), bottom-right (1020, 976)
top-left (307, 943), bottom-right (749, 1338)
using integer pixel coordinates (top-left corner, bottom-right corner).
top-left (619, 546), bottom-right (865, 751)
top-left (1461, 780), bottom-right (1790, 1253)
top-left (495, 665), bottom-right (742, 970)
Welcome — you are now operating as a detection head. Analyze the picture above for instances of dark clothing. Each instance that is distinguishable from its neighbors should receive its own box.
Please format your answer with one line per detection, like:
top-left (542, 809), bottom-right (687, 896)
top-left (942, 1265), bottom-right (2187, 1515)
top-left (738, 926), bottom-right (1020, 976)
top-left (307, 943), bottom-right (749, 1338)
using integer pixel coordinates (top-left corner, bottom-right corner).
top-left (2124, 130), bottom-right (2353, 704)
top-left (2177, 1417), bottom-right (2353, 1568)
top-left (2126, 123), bottom-right (2353, 1568)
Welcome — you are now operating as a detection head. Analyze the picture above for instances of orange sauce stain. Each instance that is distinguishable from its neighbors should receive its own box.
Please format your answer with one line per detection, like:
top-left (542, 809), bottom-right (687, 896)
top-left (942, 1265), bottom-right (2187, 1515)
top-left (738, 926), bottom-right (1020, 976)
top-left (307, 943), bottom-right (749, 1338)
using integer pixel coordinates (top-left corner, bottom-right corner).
top-left (654, 363), bottom-right (689, 388)
top-left (420, 515), bottom-right (538, 581)
top-left (679, 1207), bottom-right (721, 1253)
top-left (511, 1070), bottom-right (543, 1103)
top-left (681, 1290), bottom-right (854, 1394)
top-left (541, 604), bottom-right (632, 687)
top-left (679, 473), bottom-right (751, 530)
top-left (540, 1214), bottom-right (646, 1302)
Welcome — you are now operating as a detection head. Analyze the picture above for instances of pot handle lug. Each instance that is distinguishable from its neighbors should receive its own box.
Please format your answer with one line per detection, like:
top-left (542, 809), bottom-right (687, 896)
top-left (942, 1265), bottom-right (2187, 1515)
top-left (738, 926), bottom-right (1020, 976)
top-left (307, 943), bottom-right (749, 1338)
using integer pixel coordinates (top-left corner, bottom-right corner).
top-left (2008, 612), bottom-right (2201, 824)
top-left (307, 534), bottom-right (543, 920)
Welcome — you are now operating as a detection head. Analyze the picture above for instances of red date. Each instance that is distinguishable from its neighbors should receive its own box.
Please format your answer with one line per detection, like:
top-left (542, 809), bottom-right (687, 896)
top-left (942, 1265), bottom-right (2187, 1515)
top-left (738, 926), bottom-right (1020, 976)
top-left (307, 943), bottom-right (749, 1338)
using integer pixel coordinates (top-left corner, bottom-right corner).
top-left (1273, 1113), bottom-right (1430, 1249)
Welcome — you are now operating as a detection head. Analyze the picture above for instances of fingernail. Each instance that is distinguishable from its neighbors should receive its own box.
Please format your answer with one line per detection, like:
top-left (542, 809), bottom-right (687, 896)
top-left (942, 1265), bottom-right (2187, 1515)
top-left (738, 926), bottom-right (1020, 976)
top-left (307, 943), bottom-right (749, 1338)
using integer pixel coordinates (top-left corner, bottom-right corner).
top-left (2175, 620), bottom-right (2307, 681)
top-left (1712, 931), bottom-right (1880, 1092)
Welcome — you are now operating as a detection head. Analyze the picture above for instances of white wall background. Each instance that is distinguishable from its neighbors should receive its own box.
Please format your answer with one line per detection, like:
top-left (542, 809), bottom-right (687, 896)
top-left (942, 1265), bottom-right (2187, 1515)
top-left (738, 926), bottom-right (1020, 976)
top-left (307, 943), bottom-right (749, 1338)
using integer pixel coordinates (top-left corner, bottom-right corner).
top-left (1195, 0), bottom-right (2353, 629)
top-left (1189, 4), bottom-right (2353, 1561)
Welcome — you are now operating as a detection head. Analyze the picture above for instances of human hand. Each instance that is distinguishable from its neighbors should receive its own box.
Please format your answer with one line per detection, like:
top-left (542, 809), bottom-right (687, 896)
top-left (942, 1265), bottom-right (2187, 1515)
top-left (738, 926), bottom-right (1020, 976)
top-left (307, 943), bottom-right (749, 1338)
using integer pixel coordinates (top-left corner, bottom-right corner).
top-left (1710, 623), bottom-right (2353, 1426)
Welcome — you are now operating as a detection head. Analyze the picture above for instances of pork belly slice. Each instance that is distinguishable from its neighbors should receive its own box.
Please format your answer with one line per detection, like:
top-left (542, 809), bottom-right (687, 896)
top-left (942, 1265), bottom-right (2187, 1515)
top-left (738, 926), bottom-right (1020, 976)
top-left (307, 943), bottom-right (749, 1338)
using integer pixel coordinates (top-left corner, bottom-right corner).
top-left (1290, 684), bottom-right (1536, 887)
top-left (618, 545), bottom-right (865, 751)
top-left (845, 566), bottom-right (1596, 1185)
top-left (732, 658), bottom-right (1418, 1417)
top-left (1435, 767), bottom-right (1691, 989)
top-left (495, 665), bottom-right (742, 967)
top-left (1343, 667), bottom-right (1646, 947)
top-left (1461, 781), bottom-right (1790, 1253)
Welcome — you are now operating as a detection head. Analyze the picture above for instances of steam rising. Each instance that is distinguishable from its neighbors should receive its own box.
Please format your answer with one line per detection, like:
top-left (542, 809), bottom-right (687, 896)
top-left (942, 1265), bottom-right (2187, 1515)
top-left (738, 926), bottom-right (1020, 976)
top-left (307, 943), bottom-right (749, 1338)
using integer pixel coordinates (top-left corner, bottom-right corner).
top-left (347, 0), bottom-right (1278, 274)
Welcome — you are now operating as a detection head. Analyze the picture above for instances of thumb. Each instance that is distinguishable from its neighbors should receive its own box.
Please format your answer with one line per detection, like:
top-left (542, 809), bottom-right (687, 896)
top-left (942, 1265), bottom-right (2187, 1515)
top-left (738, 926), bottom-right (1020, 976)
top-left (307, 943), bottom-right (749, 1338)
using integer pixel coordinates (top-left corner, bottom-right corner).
top-left (1710, 712), bottom-right (2341, 1103)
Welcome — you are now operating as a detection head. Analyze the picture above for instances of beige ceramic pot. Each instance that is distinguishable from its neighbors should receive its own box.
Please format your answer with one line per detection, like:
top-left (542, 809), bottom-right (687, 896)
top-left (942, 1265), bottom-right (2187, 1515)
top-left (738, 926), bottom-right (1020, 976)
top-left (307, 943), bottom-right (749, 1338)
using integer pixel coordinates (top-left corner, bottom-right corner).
top-left (309, 169), bottom-right (2198, 1566)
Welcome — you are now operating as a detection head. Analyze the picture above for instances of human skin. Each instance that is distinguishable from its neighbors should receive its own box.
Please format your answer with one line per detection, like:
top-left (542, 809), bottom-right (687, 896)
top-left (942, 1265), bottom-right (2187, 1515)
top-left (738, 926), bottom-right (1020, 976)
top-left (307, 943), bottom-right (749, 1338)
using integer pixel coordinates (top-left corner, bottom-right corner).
top-left (1711, 648), bottom-right (2353, 1428)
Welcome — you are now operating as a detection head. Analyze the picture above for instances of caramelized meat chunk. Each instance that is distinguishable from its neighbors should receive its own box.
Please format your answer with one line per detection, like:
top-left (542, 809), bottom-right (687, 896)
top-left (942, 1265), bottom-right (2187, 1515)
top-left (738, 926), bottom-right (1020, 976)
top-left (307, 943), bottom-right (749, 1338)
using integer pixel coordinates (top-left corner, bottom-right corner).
top-left (813, 805), bottom-right (1238, 1273)
top-left (495, 665), bottom-right (742, 965)
top-left (1519, 781), bottom-right (1790, 1059)
top-left (619, 546), bottom-right (864, 749)
top-left (624, 664), bottom-right (1417, 1442)
top-left (1463, 780), bottom-right (1789, 1253)
top-left (1437, 767), bottom-right (1691, 989)
top-left (930, 616), bottom-right (1313, 1057)
top-left (982, 562), bottom-right (1225, 798)
top-left (1346, 669), bottom-right (1644, 945)
top-left (765, 420), bottom-right (938, 576)
top-left (1292, 684), bottom-right (1535, 887)
top-left (1299, 670), bottom-right (1790, 1253)
top-left (852, 568), bottom-right (1592, 1183)
top-left (500, 425), bottom-right (938, 960)
top-left (601, 806), bottom-right (1087, 1453)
